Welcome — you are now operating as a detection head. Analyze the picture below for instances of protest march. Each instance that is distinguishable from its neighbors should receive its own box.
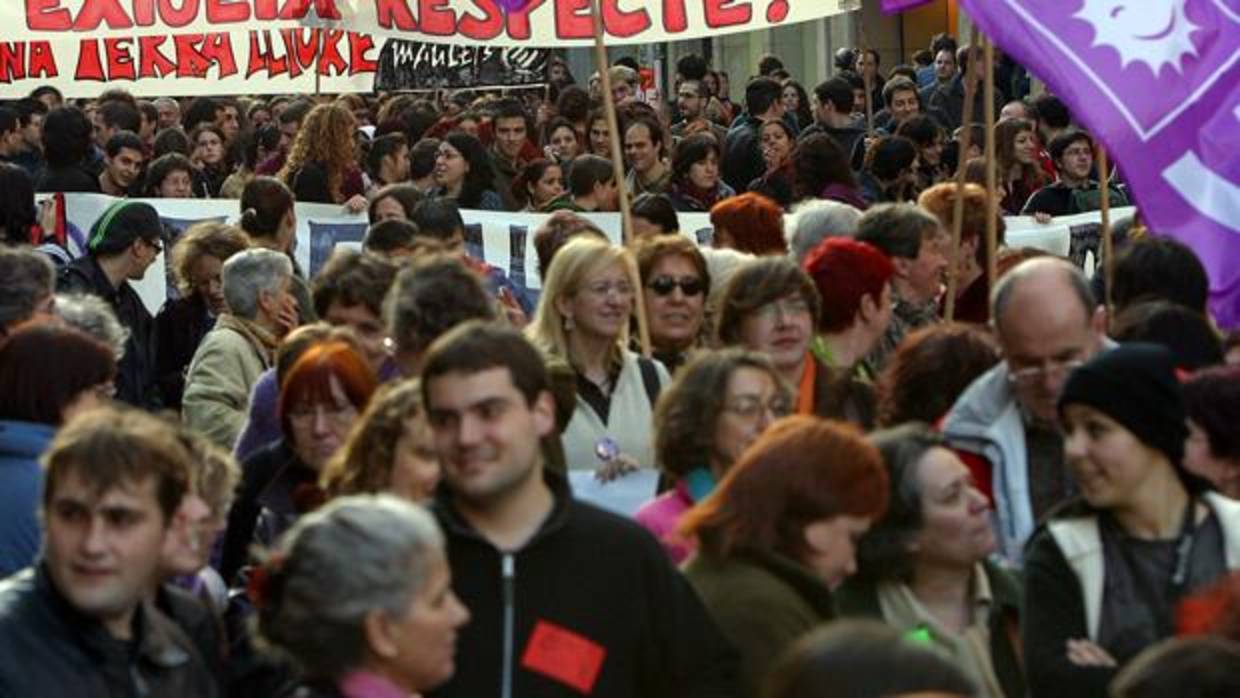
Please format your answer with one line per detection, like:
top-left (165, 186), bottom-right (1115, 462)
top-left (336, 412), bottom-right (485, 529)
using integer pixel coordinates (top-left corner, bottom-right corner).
top-left (2, 0), bottom-right (1240, 696)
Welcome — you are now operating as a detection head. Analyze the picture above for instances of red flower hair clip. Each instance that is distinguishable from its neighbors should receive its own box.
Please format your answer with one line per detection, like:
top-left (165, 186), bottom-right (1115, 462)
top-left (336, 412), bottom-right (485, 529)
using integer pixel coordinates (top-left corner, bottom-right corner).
top-left (247, 552), bottom-right (288, 610)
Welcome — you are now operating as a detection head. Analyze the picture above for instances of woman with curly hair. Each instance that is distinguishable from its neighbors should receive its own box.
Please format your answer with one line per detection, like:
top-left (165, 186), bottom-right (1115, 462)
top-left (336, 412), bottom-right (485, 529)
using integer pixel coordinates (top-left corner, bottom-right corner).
top-left (431, 131), bottom-right (503, 211)
top-left (278, 103), bottom-right (368, 213)
top-left (321, 379), bottom-right (439, 503)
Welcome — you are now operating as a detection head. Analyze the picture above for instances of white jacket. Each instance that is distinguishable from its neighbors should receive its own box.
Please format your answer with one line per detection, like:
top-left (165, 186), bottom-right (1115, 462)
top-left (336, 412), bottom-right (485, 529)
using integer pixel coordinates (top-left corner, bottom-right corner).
top-left (562, 350), bottom-right (669, 471)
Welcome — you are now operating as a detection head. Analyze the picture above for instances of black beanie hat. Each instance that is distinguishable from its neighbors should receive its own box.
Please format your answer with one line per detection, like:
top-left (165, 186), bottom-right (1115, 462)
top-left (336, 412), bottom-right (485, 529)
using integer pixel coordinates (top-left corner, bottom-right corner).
top-left (1058, 342), bottom-right (1188, 465)
top-left (87, 201), bottom-right (166, 256)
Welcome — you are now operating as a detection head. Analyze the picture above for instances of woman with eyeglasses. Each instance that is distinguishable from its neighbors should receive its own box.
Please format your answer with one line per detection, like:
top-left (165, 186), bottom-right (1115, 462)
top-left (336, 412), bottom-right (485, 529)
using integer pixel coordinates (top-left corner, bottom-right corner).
top-left (637, 349), bottom-right (790, 563)
top-left (219, 340), bottom-right (377, 582)
top-left (717, 257), bottom-right (876, 428)
top-left (680, 415), bottom-right (890, 698)
top-left (634, 235), bottom-right (710, 374)
top-left (1023, 344), bottom-right (1240, 697)
top-left (527, 236), bottom-right (670, 479)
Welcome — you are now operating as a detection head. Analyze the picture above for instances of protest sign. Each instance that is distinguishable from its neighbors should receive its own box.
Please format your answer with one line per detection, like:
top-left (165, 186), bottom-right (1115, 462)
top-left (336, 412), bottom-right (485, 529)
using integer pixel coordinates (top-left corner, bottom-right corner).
top-left (0, 28), bottom-right (384, 98)
top-left (9, 0), bottom-right (856, 47)
top-left (961, 0), bottom-right (1240, 327)
top-left (373, 40), bottom-right (548, 91)
top-left (56, 193), bottom-right (1096, 322)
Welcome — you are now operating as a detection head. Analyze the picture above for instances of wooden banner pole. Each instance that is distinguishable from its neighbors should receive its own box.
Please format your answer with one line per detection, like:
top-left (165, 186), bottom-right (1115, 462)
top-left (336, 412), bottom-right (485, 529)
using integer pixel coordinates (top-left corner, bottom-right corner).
top-left (589, 0), bottom-right (651, 357)
top-left (1099, 146), bottom-right (1114, 329)
top-left (983, 36), bottom-right (998, 294)
top-left (943, 23), bottom-right (981, 323)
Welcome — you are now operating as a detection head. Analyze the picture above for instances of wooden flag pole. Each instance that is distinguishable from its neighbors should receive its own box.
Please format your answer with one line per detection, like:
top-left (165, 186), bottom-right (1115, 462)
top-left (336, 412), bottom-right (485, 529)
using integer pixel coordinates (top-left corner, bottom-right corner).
top-left (943, 24), bottom-right (982, 322)
top-left (589, 0), bottom-right (651, 357)
top-left (856, 12), bottom-right (875, 136)
top-left (983, 36), bottom-right (998, 293)
top-left (1099, 145), bottom-right (1114, 329)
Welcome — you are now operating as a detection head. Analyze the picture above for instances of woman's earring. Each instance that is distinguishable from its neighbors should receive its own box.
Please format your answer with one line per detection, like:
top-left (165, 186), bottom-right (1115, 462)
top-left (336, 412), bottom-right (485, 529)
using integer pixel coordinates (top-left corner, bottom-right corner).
top-left (564, 314), bottom-right (575, 332)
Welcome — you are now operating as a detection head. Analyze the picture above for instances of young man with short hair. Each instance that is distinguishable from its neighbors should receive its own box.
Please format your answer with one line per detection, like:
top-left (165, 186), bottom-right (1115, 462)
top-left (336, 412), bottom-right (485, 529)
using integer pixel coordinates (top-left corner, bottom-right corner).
top-left (1022, 128), bottom-right (1130, 217)
top-left (799, 77), bottom-right (864, 158)
top-left (421, 322), bottom-right (739, 698)
top-left (99, 132), bottom-right (146, 197)
top-left (855, 203), bottom-right (949, 371)
top-left (670, 79), bottom-right (728, 145)
top-left (490, 99), bottom-right (531, 211)
top-left (0, 407), bottom-right (219, 697)
top-left (58, 201), bottom-right (166, 408)
top-left (312, 248), bottom-right (399, 379)
top-left (723, 76), bottom-right (785, 192)
top-left (547, 155), bottom-right (618, 213)
top-left (623, 116), bottom-right (670, 196)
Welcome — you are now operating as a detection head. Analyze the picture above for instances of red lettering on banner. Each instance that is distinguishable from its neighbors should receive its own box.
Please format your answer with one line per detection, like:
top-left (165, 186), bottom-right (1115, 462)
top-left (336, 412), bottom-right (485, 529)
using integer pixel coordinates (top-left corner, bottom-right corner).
top-left (280, 29), bottom-right (321, 77)
top-left (347, 32), bottom-right (377, 75)
top-left (76, 0), bottom-right (134, 30)
top-left (200, 32), bottom-right (238, 76)
top-left (316, 30), bottom-right (347, 75)
top-left (174, 35), bottom-right (212, 76)
top-left (28, 42), bottom-right (57, 78)
top-left (158, 0), bottom-right (201, 28)
top-left (137, 35), bottom-right (177, 77)
top-left (703, 0), bottom-right (751, 28)
top-left (602, 0), bottom-right (649, 37)
top-left (459, 0), bottom-right (502, 40)
top-left (206, 0), bottom-right (250, 23)
top-left (27, 0), bottom-right (73, 31)
top-left (503, 0), bottom-right (544, 39)
top-left (75, 40), bottom-right (106, 82)
top-left (247, 32), bottom-right (289, 77)
top-left (0, 44), bottom-right (26, 82)
top-left (376, 0), bottom-right (417, 30)
top-left (554, 0), bottom-right (593, 39)
top-left (766, 0), bottom-right (787, 23)
top-left (132, 0), bottom-right (155, 25)
top-left (662, 0), bottom-right (687, 32)
top-left (254, 0), bottom-right (279, 19)
top-left (104, 38), bottom-right (137, 80)
top-left (419, 0), bottom-right (456, 35)
top-left (279, 0), bottom-right (341, 20)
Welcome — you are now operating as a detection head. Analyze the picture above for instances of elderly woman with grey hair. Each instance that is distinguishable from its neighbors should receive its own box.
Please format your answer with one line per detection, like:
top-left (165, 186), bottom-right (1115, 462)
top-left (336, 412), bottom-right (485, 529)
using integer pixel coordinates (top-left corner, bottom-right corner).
top-left (254, 494), bottom-right (469, 698)
top-left (183, 248), bottom-right (299, 449)
top-left (835, 422), bottom-right (1024, 698)
top-left (785, 199), bottom-right (863, 264)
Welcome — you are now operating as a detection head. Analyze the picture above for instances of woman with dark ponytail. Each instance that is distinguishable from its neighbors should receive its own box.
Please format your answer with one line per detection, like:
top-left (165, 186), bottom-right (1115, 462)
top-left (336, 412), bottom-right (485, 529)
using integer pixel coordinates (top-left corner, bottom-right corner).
top-left (239, 176), bottom-right (316, 322)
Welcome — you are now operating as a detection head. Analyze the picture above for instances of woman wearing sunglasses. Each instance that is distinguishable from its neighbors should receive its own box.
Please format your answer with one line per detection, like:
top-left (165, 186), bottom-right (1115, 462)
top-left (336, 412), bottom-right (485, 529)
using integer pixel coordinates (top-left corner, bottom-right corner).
top-left (635, 235), bottom-right (711, 374)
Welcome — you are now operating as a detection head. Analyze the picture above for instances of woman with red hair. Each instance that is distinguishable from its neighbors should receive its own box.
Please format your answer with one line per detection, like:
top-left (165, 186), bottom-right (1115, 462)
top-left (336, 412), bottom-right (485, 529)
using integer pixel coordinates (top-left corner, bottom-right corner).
top-left (220, 340), bottom-right (377, 582)
top-left (803, 237), bottom-right (895, 382)
top-left (680, 415), bottom-right (889, 697)
top-left (917, 182), bottom-right (1006, 323)
top-left (709, 192), bottom-right (786, 255)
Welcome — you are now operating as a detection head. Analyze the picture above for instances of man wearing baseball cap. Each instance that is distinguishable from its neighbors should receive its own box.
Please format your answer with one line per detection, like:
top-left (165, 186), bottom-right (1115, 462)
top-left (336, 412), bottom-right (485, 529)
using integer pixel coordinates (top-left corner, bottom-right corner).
top-left (58, 201), bottom-right (168, 408)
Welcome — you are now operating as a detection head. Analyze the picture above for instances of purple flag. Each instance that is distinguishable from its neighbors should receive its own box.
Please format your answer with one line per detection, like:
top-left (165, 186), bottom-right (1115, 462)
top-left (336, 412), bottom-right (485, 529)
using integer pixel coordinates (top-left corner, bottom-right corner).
top-left (960, 0), bottom-right (1240, 328)
top-left (881, 0), bottom-right (936, 13)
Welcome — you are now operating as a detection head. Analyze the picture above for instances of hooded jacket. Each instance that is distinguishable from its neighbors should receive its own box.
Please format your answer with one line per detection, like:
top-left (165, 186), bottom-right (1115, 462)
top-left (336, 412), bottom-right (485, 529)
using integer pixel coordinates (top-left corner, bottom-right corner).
top-left (427, 470), bottom-right (740, 698)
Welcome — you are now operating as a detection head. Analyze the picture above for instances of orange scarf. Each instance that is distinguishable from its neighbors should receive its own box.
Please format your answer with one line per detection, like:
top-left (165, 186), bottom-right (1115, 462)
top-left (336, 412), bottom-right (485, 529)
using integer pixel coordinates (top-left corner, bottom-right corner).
top-left (796, 354), bottom-right (817, 416)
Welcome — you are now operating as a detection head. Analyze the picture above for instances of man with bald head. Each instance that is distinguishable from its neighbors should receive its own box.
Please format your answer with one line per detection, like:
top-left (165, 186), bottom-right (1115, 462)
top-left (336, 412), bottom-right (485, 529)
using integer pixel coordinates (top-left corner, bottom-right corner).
top-left (942, 257), bottom-right (1108, 564)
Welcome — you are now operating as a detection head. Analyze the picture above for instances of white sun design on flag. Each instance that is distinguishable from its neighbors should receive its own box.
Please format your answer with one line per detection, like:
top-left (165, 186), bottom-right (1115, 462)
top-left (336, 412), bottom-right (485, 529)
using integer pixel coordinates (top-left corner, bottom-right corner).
top-left (1074, 0), bottom-right (1202, 73)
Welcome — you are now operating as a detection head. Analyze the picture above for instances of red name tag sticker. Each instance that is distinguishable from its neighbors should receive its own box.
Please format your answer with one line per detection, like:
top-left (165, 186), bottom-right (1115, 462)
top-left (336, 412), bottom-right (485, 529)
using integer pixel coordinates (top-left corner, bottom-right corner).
top-left (520, 619), bottom-right (607, 694)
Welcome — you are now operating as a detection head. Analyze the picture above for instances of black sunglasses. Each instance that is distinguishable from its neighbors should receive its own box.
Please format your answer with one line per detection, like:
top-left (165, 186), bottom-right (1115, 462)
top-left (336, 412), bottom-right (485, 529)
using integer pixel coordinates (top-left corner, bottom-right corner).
top-left (647, 276), bottom-right (705, 297)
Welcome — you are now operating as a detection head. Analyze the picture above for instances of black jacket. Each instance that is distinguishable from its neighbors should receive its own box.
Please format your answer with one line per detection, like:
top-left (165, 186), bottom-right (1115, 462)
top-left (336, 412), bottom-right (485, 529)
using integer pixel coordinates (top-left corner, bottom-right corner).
top-left (58, 255), bottom-right (160, 409)
top-left (427, 471), bottom-right (741, 698)
top-left (722, 114), bottom-right (764, 194)
top-left (219, 439), bottom-right (315, 586)
top-left (0, 565), bottom-right (219, 698)
top-left (155, 293), bottom-right (216, 411)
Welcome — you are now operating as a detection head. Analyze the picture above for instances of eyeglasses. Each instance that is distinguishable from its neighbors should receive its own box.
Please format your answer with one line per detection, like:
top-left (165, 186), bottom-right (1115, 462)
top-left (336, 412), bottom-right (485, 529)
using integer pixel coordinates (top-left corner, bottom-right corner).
top-left (647, 275), bottom-right (705, 297)
top-left (144, 238), bottom-right (163, 255)
top-left (288, 402), bottom-right (356, 426)
top-left (723, 395), bottom-right (792, 420)
top-left (754, 296), bottom-right (811, 321)
top-left (1008, 359), bottom-right (1084, 386)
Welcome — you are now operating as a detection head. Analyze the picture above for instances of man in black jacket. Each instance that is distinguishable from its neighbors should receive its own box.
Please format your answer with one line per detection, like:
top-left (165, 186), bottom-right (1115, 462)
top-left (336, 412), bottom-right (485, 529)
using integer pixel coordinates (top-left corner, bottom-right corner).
top-left (722, 77), bottom-right (785, 194)
top-left (421, 322), bottom-right (740, 698)
top-left (58, 200), bottom-right (166, 409)
top-left (0, 407), bottom-right (218, 697)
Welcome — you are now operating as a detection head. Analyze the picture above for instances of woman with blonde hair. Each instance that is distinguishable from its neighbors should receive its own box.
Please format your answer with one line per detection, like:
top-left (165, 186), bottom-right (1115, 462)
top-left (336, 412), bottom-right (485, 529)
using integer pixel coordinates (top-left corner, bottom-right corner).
top-left (526, 236), bottom-right (669, 476)
top-left (277, 103), bottom-right (368, 213)
top-left (321, 379), bottom-right (440, 503)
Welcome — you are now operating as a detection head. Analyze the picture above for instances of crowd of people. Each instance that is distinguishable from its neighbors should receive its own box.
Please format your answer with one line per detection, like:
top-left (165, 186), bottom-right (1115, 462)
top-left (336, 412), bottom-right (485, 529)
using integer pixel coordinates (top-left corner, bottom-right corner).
top-left (2, 34), bottom-right (1240, 698)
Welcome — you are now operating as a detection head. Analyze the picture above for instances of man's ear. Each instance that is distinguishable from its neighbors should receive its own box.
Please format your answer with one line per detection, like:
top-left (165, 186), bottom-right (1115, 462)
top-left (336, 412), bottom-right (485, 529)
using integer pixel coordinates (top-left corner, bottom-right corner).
top-left (890, 255), bottom-right (914, 279)
top-left (1091, 303), bottom-right (1109, 339)
top-left (532, 389), bottom-right (557, 438)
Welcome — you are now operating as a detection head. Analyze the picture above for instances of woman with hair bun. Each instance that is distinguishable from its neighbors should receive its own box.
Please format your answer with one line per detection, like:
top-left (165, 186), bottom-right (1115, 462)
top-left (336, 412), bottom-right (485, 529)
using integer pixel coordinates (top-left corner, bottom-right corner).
top-left (255, 494), bottom-right (469, 697)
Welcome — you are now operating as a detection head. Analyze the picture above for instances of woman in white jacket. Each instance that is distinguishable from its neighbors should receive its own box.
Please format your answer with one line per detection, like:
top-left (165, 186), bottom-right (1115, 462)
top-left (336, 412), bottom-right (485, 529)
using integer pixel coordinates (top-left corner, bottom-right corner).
top-left (1023, 343), bottom-right (1240, 698)
top-left (526, 236), bottom-right (668, 477)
